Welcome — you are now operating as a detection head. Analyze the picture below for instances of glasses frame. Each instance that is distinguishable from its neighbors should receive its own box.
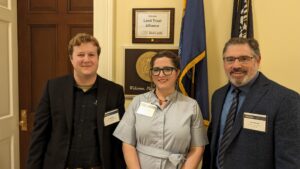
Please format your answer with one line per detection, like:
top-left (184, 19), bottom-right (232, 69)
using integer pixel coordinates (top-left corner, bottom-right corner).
top-left (223, 55), bottom-right (255, 64)
top-left (150, 66), bottom-right (177, 76)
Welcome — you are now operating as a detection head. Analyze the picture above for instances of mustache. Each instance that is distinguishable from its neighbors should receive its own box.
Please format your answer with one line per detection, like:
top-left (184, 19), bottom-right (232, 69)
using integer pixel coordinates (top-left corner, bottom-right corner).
top-left (230, 68), bottom-right (247, 74)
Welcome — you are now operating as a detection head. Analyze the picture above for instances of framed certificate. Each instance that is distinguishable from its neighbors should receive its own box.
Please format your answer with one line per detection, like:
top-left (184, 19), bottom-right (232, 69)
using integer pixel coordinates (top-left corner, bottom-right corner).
top-left (132, 8), bottom-right (175, 44)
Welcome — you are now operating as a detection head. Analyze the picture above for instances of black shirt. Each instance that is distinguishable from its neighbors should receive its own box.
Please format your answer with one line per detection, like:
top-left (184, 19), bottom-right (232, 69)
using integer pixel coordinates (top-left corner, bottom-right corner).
top-left (67, 79), bottom-right (101, 168)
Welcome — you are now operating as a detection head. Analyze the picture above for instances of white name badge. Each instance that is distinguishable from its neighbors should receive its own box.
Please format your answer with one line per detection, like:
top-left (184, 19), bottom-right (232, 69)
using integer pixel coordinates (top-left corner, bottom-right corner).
top-left (104, 109), bottom-right (120, 126)
top-left (136, 102), bottom-right (157, 117)
top-left (243, 112), bottom-right (267, 132)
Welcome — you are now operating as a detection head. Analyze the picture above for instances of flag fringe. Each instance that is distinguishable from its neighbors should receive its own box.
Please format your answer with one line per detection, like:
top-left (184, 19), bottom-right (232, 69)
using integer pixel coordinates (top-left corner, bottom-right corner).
top-left (178, 51), bottom-right (206, 95)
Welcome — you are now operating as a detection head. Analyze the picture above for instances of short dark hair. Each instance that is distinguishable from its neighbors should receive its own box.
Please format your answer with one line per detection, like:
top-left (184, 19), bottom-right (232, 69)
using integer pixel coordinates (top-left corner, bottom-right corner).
top-left (223, 37), bottom-right (261, 58)
top-left (68, 33), bottom-right (101, 58)
top-left (150, 51), bottom-right (180, 69)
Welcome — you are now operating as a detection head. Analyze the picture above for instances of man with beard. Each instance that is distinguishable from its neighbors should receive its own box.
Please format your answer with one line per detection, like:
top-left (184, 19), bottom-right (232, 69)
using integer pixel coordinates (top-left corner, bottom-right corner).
top-left (202, 38), bottom-right (300, 169)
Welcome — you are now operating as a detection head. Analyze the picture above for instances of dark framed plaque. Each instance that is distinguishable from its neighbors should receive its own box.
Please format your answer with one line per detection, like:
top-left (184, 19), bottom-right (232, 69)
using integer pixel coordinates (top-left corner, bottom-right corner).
top-left (132, 8), bottom-right (175, 44)
top-left (124, 48), bottom-right (178, 98)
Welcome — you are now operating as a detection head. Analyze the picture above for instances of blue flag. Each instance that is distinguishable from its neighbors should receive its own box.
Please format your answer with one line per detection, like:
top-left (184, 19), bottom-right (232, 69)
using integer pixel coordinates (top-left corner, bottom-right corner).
top-left (179, 0), bottom-right (209, 125)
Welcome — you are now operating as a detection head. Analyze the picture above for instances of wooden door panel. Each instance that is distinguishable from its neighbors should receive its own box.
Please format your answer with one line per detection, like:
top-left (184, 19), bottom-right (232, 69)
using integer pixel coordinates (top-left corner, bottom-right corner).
top-left (68, 0), bottom-right (93, 12)
top-left (29, 0), bottom-right (58, 12)
top-left (69, 24), bottom-right (93, 37)
top-left (30, 25), bottom-right (57, 107)
top-left (18, 0), bottom-right (93, 168)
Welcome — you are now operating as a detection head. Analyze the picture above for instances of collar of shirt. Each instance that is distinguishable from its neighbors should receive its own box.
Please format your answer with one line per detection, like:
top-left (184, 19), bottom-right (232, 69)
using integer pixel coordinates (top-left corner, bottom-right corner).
top-left (148, 90), bottom-right (178, 106)
top-left (226, 72), bottom-right (259, 113)
top-left (72, 75), bottom-right (99, 92)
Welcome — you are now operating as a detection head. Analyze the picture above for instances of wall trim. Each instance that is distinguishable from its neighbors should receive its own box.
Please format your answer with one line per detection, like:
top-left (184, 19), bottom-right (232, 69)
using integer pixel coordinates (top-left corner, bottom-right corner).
top-left (94, 0), bottom-right (114, 80)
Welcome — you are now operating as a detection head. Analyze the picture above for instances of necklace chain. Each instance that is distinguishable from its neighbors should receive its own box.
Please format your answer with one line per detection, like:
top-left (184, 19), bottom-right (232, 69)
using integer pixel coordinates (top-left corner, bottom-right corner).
top-left (154, 90), bottom-right (168, 103)
top-left (158, 98), bottom-right (168, 102)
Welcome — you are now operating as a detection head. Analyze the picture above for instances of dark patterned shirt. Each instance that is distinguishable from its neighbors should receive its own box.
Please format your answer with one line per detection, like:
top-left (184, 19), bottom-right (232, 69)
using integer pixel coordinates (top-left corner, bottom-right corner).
top-left (67, 79), bottom-right (101, 168)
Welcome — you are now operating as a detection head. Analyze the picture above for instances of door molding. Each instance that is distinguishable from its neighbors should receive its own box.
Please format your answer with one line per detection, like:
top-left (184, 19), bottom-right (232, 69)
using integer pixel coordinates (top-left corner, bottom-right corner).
top-left (94, 0), bottom-right (115, 80)
top-left (0, 0), bottom-right (20, 168)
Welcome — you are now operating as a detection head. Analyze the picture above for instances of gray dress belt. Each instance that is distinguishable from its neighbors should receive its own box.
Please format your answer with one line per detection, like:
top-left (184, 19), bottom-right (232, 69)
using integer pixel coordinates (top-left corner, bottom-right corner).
top-left (137, 144), bottom-right (186, 167)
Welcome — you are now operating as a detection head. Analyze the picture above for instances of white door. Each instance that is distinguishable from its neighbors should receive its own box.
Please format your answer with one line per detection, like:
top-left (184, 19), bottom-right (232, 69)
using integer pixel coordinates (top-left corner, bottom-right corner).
top-left (0, 0), bottom-right (19, 169)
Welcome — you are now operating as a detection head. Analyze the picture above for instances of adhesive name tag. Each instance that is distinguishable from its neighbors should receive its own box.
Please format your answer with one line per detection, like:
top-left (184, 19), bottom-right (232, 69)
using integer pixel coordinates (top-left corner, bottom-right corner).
top-left (243, 112), bottom-right (267, 132)
top-left (104, 109), bottom-right (120, 126)
top-left (136, 102), bottom-right (157, 117)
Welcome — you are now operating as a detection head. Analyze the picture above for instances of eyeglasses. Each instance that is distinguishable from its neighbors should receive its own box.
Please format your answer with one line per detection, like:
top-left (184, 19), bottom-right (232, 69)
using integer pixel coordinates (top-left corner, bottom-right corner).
top-left (223, 55), bottom-right (254, 64)
top-left (150, 66), bottom-right (177, 76)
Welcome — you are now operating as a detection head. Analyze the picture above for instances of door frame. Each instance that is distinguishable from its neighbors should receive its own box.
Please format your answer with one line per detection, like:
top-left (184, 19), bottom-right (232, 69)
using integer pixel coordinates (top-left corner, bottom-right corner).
top-left (0, 0), bottom-right (20, 168)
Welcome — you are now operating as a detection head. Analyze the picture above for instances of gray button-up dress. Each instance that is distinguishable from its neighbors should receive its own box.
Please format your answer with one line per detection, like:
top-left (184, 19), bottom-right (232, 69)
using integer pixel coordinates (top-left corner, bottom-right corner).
top-left (113, 90), bottom-right (208, 169)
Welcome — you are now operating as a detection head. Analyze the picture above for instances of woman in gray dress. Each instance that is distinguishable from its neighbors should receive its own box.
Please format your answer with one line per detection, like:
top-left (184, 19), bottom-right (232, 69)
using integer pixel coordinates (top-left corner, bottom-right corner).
top-left (113, 51), bottom-right (208, 169)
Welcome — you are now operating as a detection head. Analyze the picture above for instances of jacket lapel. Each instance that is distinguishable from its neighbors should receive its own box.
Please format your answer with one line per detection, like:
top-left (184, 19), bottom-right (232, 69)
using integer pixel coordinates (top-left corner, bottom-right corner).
top-left (96, 76), bottom-right (108, 139)
top-left (211, 84), bottom-right (230, 153)
top-left (64, 75), bottom-right (74, 132)
top-left (226, 73), bottom-right (270, 146)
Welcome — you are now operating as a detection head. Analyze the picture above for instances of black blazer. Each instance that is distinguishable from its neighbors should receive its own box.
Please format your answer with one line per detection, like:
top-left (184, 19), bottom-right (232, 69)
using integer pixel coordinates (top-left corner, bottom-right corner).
top-left (203, 73), bottom-right (300, 169)
top-left (27, 75), bottom-right (126, 169)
